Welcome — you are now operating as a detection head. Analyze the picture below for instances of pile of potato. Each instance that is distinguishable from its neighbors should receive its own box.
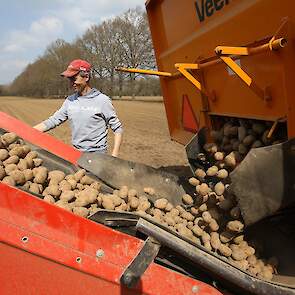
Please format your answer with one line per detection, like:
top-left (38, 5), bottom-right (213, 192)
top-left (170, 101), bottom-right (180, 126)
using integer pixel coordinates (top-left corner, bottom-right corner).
top-left (0, 131), bottom-right (278, 281)
top-left (209, 119), bottom-right (285, 163)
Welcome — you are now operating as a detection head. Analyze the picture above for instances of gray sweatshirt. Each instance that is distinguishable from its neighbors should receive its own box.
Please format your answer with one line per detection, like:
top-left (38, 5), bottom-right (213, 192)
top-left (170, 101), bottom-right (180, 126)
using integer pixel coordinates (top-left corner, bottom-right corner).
top-left (43, 88), bottom-right (123, 152)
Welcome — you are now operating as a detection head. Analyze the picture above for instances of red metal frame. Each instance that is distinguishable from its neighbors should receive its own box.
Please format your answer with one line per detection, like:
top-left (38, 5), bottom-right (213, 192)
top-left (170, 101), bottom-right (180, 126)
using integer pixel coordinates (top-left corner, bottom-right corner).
top-left (0, 111), bottom-right (81, 164)
top-left (0, 112), bottom-right (221, 294)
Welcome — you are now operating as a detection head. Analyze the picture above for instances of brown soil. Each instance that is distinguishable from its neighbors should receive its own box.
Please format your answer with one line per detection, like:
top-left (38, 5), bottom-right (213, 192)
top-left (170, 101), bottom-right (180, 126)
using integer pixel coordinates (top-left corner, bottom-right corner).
top-left (0, 96), bottom-right (188, 169)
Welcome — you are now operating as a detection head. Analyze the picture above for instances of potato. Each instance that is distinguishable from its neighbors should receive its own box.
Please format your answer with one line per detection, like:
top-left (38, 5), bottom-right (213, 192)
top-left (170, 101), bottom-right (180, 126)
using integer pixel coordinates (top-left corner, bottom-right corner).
top-left (72, 169), bottom-right (85, 181)
top-left (233, 235), bottom-right (244, 244)
top-left (214, 182), bottom-right (225, 196)
top-left (60, 191), bottom-right (75, 202)
top-left (252, 123), bottom-right (266, 135)
top-left (202, 211), bottom-right (212, 223)
top-left (59, 180), bottom-right (72, 191)
top-left (210, 232), bottom-right (221, 250)
top-left (210, 130), bottom-right (223, 142)
top-left (89, 181), bottom-right (101, 191)
top-left (199, 203), bottom-right (208, 212)
top-left (175, 205), bottom-right (186, 214)
top-left (43, 195), bottom-right (55, 204)
top-left (0, 166), bottom-right (6, 180)
top-left (23, 169), bottom-right (33, 181)
top-left (127, 189), bottom-right (137, 199)
top-left (163, 215), bottom-right (176, 226)
top-left (5, 164), bottom-right (17, 174)
top-left (258, 269), bottom-right (273, 281)
top-left (112, 195), bottom-right (122, 207)
top-left (154, 198), bottom-right (168, 209)
top-left (224, 152), bottom-right (236, 167)
top-left (17, 159), bottom-right (29, 171)
top-left (144, 187), bottom-right (155, 195)
top-left (199, 183), bottom-right (210, 196)
top-left (201, 232), bottom-right (211, 244)
top-left (170, 208), bottom-right (180, 216)
top-left (181, 211), bottom-right (195, 221)
top-left (137, 200), bottom-right (151, 212)
top-left (25, 151), bottom-right (38, 160)
top-left (0, 149), bottom-right (9, 161)
top-left (10, 170), bottom-right (26, 185)
top-left (220, 231), bottom-right (235, 243)
top-left (188, 177), bottom-right (200, 186)
top-left (115, 203), bottom-right (128, 212)
top-left (192, 225), bottom-right (203, 237)
top-left (165, 202), bottom-right (173, 212)
top-left (195, 168), bottom-right (206, 180)
top-left (55, 200), bottom-right (72, 212)
top-left (48, 170), bottom-right (65, 183)
top-left (102, 197), bottom-right (115, 210)
top-left (32, 158), bottom-right (43, 167)
top-left (232, 140), bottom-right (240, 151)
top-left (209, 219), bottom-right (219, 231)
top-left (118, 185), bottom-right (128, 200)
top-left (29, 183), bottom-right (40, 194)
top-left (238, 143), bottom-right (248, 155)
top-left (33, 167), bottom-right (48, 184)
top-left (243, 246), bottom-right (255, 257)
top-left (227, 221), bottom-right (244, 233)
top-left (243, 135), bottom-right (256, 146)
top-left (9, 146), bottom-right (26, 158)
top-left (76, 183), bottom-right (84, 191)
top-left (2, 176), bottom-right (16, 186)
top-left (216, 169), bottom-right (228, 179)
top-left (1, 132), bottom-right (18, 146)
top-left (203, 143), bottom-right (217, 154)
top-left (82, 187), bottom-right (98, 203)
top-left (247, 255), bottom-right (257, 266)
top-left (214, 152), bottom-right (224, 161)
top-left (231, 247), bottom-right (247, 261)
top-left (251, 140), bottom-right (263, 148)
top-left (73, 207), bottom-right (89, 217)
top-left (206, 166), bottom-right (218, 177)
top-left (190, 207), bottom-right (199, 216)
top-left (182, 194), bottom-right (194, 205)
top-left (47, 184), bottom-right (61, 197)
top-left (80, 175), bottom-right (95, 185)
top-left (4, 155), bottom-right (19, 165)
top-left (219, 244), bottom-right (232, 257)
top-left (204, 241), bottom-right (212, 251)
top-left (178, 226), bottom-right (193, 239)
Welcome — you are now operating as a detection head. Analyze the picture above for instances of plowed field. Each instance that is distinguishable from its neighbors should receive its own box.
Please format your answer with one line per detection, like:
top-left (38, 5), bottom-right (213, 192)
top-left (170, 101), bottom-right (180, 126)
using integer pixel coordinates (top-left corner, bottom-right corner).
top-left (0, 96), bottom-right (188, 169)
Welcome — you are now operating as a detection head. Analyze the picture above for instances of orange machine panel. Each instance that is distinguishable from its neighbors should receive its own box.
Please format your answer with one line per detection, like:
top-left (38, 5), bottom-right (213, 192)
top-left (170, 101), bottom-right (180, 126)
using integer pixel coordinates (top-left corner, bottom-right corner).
top-left (146, 0), bottom-right (295, 144)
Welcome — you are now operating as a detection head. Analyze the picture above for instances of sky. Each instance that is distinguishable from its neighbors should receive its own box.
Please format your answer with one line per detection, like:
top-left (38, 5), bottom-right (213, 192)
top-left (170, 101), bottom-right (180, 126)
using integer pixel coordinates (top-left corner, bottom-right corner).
top-left (0, 0), bottom-right (144, 85)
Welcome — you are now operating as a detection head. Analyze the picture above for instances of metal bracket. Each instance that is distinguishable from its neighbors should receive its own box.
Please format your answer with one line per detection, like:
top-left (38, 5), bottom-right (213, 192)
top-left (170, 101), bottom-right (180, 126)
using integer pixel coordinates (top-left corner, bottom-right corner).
top-left (215, 35), bottom-right (287, 102)
top-left (175, 63), bottom-right (213, 100)
top-left (116, 67), bottom-right (172, 77)
top-left (120, 236), bottom-right (161, 288)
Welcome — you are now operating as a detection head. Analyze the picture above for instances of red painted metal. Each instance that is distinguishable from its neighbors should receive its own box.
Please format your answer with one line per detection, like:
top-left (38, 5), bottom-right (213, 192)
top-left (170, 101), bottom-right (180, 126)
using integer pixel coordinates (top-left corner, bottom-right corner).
top-left (0, 183), bottom-right (222, 295)
top-left (0, 111), bottom-right (81, 164)
top-left (182, 95), bottom-right (199, 133)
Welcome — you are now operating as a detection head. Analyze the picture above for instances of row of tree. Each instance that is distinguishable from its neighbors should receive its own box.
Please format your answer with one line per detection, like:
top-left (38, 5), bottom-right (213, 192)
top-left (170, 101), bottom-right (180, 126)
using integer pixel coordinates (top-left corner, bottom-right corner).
top-left (4, 7), bottom-right (161, 98)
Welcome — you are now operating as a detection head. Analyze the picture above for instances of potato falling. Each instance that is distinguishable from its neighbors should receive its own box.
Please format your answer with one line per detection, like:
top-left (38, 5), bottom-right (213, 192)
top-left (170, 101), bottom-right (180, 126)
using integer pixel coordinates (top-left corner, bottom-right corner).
top-left (0, 131), bottom-right (279, 281)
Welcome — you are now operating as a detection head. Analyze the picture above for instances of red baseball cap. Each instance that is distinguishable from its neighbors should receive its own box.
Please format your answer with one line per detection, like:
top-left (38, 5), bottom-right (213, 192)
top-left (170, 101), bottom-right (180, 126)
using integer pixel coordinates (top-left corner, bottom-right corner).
top-left (61, 59), bottom-right (91, 77)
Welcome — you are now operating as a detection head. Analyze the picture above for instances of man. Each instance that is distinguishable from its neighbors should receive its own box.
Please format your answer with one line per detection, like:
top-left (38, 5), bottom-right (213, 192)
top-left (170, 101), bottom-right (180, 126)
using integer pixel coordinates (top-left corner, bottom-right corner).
top-left (34, 59), bottom-right (123, 157)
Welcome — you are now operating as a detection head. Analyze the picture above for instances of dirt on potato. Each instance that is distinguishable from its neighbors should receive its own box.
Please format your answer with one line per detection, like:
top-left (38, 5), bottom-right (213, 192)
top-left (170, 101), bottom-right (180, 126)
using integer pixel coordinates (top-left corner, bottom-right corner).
top-left (0, 96), bottom-right (188, 168)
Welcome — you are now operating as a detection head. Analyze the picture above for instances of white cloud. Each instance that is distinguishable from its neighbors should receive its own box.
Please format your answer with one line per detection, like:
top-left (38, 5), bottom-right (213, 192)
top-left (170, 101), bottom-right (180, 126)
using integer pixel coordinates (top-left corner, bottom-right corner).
top-left (1, 16), bottom-right (63, 54)
top-left (0, 0), bottom-right (144, 84)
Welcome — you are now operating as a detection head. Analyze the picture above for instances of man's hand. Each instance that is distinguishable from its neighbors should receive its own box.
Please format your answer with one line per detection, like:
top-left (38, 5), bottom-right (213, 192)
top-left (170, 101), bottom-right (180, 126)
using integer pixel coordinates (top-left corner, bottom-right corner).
top-left (33, 122), bottom-right (47, 132)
